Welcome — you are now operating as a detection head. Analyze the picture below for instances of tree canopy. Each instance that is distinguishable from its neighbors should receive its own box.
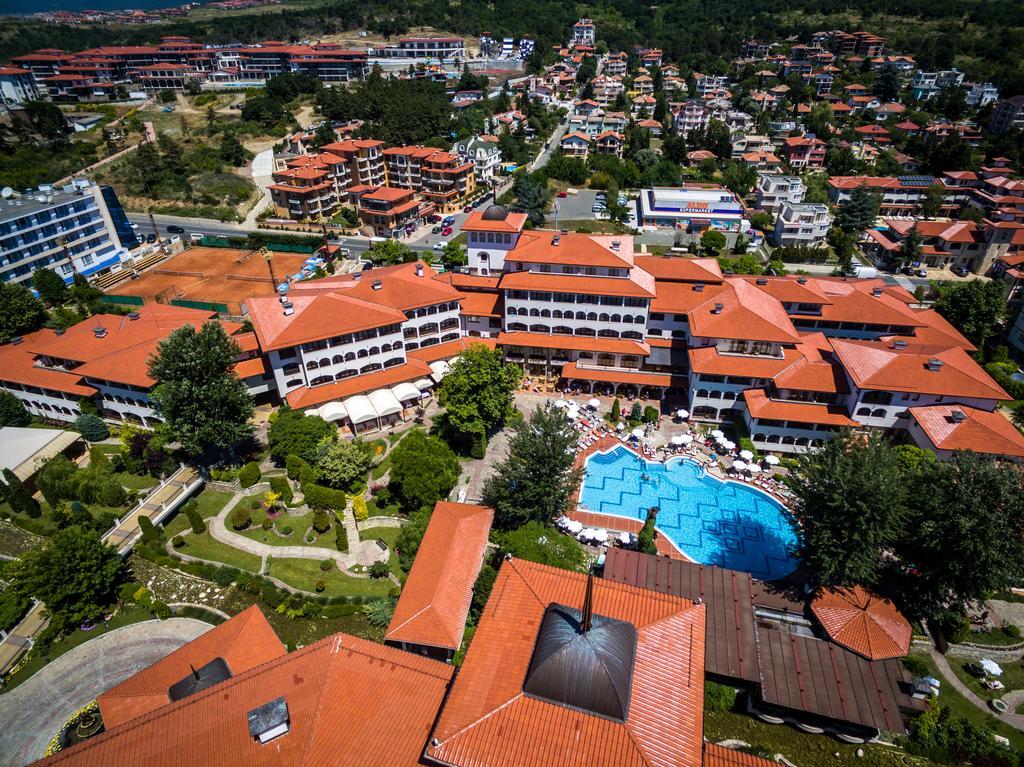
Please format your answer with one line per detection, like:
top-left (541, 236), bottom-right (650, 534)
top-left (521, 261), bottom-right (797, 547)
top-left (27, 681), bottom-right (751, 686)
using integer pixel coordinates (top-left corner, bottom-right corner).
top-left (268, 407), bottom-right (334, 463)
top-left (482, 405), bottom-right (582, 530)
top-left (836, 186), bottom-right (881, 233)
top-left (436, 344), bottom-right (520, 447)
top-left (388, 430), bottom-right (461, 512)
top-left (0, 282), bottom-right (46, 343)
top-left (148, 321), bottom-right (254, 456)
top-left (32, 268), bottom-right (69, 307)
top-left (493, 520), bottom-right (588, 571)
top-left (313, 439), bottom-right (374, 490)
top-left (932, 279), bottom-right (1005, 349)
top-left (0, 391), bottom-right (31, 428)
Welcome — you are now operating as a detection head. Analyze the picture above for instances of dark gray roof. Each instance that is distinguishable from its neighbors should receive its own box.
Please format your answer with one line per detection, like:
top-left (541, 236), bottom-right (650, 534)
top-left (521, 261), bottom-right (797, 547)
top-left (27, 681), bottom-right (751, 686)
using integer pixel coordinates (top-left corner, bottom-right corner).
top-left (168, 657), bottom-right (232, 702)
top-left (522, 603), bottom-right (637, 722)
top-left (481, 204), bottom-right (509, 221)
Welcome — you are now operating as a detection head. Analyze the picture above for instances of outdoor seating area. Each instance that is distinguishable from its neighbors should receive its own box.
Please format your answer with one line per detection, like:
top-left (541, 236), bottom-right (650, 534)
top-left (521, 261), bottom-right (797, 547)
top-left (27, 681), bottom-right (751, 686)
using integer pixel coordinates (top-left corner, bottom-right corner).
top-left (554, 515), bottom-right (637, 550)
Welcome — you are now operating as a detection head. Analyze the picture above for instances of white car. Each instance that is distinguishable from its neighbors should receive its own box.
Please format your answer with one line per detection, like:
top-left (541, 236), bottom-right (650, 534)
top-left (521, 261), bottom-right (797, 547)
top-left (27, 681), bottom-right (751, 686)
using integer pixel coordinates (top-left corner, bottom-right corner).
top-left (433, 241), bottom-right (449, 250)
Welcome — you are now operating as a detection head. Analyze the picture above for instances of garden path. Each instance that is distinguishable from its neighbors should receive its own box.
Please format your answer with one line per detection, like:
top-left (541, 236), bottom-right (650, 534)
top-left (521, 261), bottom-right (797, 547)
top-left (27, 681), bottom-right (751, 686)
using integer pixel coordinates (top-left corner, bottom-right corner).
top-left (929, 649), bottom-right (1024, 731)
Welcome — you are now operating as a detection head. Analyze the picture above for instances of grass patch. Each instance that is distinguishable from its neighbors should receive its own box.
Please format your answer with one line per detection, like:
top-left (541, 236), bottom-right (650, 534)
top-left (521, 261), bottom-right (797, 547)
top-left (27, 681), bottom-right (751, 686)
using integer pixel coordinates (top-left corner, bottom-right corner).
top-left (367, 497), bottom-right (402, 517)
top-left (113, 471), bottom-right (160, 493)
top-left (905, 653), bottom-right (1024, 750)
top-left (0, 605), bottom-right (154, 693)
top-left (172, 605), bottom-right (227, 625)
top-left (267, 557), bottom-right (392, 598)
top-left (237, 504), bottom-right (330, 549)
top-left (174, 528), bottom-right (261, 573)
top-left (945, 655), bottom-right (1024, 701)
top-left (960, 627), bottom-right (1024, 647)
top-left (557, 218), bottom-right (632, 235)
top-left (163, 488), bottom-right (233, 537)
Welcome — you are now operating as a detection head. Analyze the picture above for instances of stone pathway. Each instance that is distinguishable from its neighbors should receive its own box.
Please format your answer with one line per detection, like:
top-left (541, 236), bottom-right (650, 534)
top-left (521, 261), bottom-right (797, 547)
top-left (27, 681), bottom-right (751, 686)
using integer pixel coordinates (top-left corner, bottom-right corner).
top-left (929, 649), bottom-right (1024, 731)
top-left (0, 619), bottom-right (210, 767)
top-left (207, 491), bottom-right (386, 572)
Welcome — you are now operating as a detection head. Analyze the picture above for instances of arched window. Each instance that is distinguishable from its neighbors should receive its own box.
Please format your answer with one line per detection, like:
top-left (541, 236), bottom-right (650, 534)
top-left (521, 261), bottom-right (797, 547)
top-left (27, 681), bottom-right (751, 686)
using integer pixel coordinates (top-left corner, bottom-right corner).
top-left (529, 324), bottom-right (549, 333)
top-left (586, 312), bottom-right (598, 322)
top-left (311, 375), bottom-right (333, 386)
top-left (575, 311), bottom-right (586, 320)
top-left (344, 351), bottom-right (356, 362)
top-left (856, 407), bottom-right (871, 416)
top-left (357, 349), bottom-right (369, 358)
top-left (368, 346), bottom-right (380, 356)
top-left (540, 309), bottom-right (551, 318)
top-left (622, 331), bottom-right (642, 340)
top-left (574, 327), bottom-right (596, 336)
top-left (553, 325), bottom-right (572, 334)
top-left (872, 408), bottom-right (886, 418)
top-left (360, 362), bottom-right (383, 374)
top-left (441, 332), bottom-right (460, 342)
top-left (332, 355), bottom-right (344, 364)
top-left (508, 322), bottom-right (527, 331)
top-left (306, 360), bottom-right (319, 370)
top-left (381, 343), bottom-right (392, 352)
top-left (384, 357), bottom-right (404, 368)
top-left (598, 328), bottom-right (620, 338)
top-left (610, 314), bottom-right (621, 323)
top-left (336, 370), bottom-right (357, 380)
top-left (552, 309), bottom-right (563, 319)
top-left (529, 308), bottom-right (540, 317)
top-left (599, 313), bottom-right (610, 322)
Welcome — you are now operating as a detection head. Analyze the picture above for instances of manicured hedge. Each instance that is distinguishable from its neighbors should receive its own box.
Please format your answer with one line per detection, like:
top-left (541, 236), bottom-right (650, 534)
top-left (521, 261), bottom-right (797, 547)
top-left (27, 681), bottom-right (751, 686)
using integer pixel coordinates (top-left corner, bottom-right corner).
top-left (269, 474), bottom-right (293, 505)
top-left (238, 462), bottom-right (261, 488)
top-left (301, 482), bottom-right (348, 510)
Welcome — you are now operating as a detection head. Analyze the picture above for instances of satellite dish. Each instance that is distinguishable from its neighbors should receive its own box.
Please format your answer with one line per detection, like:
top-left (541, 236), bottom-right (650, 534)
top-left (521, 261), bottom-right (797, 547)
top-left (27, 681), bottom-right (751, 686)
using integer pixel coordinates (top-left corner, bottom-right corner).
top-left (1, 188), bottom-right (12, 199)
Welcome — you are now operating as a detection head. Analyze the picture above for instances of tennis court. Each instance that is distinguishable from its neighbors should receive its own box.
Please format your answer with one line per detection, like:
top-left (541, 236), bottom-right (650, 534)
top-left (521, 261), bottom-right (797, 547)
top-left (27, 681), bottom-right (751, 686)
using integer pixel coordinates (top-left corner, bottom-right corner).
top-left (111, 247), bottom-right (311, 314)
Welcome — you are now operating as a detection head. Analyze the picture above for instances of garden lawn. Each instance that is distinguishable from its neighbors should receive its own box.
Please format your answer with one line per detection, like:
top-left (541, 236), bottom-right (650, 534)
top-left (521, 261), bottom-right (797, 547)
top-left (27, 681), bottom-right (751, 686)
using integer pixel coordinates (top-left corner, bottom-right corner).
top-left (905, 653), bottom-right (1024, 750)
top-left (1, 499), bottom-right (130, 538)
top-left (113, 471), bottom-right (160, 493)
top-left (960, 627), bottom-right (1024, 647)
top-left (162, 489), bottom-right (233, 537)
top-left (174, 529), bottom-right (261, 573)
top-left (367, 496), bottom-right (401, 517)
top-left (359, 526), bottom-right (402, 578)
top-left (267, 558), bottom-right (392, 599)
top-left (0, 605), bottom-right (154, 693)
top-left (946, 655), bottom-right (1024, 701)
top-left (234, 503), bottom-right (332, 549)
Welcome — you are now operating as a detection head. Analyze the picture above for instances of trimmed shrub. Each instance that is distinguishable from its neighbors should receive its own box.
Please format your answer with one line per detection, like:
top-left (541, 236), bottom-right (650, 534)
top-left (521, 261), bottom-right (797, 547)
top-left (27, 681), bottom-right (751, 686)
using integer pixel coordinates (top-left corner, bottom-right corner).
top-left (704, 681), bottom-right (737, 712)
top-left (238, 461), bottom-right (261, 488)
top-left (0, 390), bottom-right (31, 427)
top-left (172, 535), bottom-right (185, 548)
top-left (1002, 624), bottom-right (1021, 640)
top-left (74, 413), bottom-right (109, 442)
top-left (262, 518), bottom-right (273, 530)
top-left (139, 515), bottom-right (161, 544)
top-left (183, 501), bottom-right (205, 534)
top-left (3, 468), bottom-right (40, 518)
top-left (351, 495), bottom-right (369, 522)
top-left (642, 405), bottom-right (659, 423)
top-left (281, 524), bottom-right (293, 535)
top-left (302, 482), bottom-right (348, 510)
top-left (319, 558), bottom-right (333, 572)
top-left (470, 429), bottom-right (486, 459)
top-left (611, 398), bottom-right (621, 420)
top-left (229, 505), bottom-right (251, 531)
top-left (269, 474), bottom-right (293, 506)
top-left (335, 523), bottom-right (348, 553)
top-left (152, 600), bottom-right (171, 620)
top-left (312, 509), bottom-right (331, 533)
top-left (369, 560), bottom-right (389, 579)
top-left (315, 579), bottom-right (326, 593)
top-left (88, 446), bottom-right (112, 473)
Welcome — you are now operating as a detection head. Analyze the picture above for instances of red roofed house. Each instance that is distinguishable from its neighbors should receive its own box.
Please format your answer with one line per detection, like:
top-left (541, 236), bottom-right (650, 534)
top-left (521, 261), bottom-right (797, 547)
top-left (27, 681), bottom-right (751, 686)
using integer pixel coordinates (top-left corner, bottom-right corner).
top-left (782, 135), bottom-right (825, 169)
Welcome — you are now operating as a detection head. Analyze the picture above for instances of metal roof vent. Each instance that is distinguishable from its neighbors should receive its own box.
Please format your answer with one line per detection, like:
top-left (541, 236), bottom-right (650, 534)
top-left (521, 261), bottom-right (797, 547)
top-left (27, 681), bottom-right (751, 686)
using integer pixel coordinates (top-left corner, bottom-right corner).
top-left (551, 234), bottom-right (560, 246)
top-left (248, 697), bottom-right (290, 744)
top-left (283, 306), bottom-right (294, 316)
top-left (610, 240), bottom-right (621, 251)
top-left (871, 286), bottom-right (883, 296)
top-left (950, 409), bottom-right (967, 423)
top-left (128, 311), bottom-right (140, 320)
top-left (712, 302), bottom-right (724, 314)
top-left (796, 276), bottom-right (808, 284)
top-left (693, 283), bottom-right (704, 292)
top-left (893, 339), bottom-right (907, 349)
top-left (372, 280), bottom-right (383, 290)
top-left (92, 326), bottom-right (107, 339)
top-left (756, 277), bottom-right (768, 285)
top-left (414, 263), bottom-right (424, 276)
top-left (927, 358), bottom-right (943, 371)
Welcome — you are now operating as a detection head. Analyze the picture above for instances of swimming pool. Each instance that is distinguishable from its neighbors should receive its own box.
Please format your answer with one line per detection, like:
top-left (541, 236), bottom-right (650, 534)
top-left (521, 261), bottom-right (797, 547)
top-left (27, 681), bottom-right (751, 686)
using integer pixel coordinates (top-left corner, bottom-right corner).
top-left (580, 445), bottom-right (798, 580)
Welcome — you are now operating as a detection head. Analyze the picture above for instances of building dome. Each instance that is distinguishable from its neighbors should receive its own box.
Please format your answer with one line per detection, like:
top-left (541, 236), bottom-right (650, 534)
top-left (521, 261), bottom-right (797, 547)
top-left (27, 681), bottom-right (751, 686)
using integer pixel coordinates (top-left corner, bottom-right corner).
top-left (481, 204), bottom-right (509, 221)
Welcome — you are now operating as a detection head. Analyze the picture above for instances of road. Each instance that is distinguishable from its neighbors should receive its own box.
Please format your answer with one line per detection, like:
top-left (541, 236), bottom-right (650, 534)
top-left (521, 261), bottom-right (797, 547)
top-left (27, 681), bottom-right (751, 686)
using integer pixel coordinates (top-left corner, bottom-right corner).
top-left (530, 120), bottom-right (569, 172)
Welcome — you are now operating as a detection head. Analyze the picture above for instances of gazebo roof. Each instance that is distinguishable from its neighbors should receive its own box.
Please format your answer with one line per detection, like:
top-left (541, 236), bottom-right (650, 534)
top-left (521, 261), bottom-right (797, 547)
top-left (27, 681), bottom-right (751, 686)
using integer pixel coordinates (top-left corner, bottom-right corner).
top-left (811, 586), bottom-right (911, 661)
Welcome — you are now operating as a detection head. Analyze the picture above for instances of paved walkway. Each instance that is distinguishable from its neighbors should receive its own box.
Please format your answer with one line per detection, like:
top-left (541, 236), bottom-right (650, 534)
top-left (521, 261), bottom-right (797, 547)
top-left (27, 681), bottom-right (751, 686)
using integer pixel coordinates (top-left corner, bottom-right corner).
top-left (0, 619), bottom-right (210, 767)
top-left (206, 491), bottom-right (386, 571)
top-left (929, 649), bottom-right (1024, 731)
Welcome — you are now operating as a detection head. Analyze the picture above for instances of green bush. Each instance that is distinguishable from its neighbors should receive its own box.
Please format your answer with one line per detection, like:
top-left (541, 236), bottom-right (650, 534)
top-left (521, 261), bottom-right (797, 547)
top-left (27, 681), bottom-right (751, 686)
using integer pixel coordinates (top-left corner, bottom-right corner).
top-left (369, 560), bottom-right (390, 579)
top-left (351, 496), bottom-right (368, 522)
top-left (315, 579), bottom-right (326, 593)
top-left (642, 405), bottom-right (659, 423)
top-left (470, 429), bottom-right (486, 459)
top-left (285, 454), bottom-right (308, 480)
top-left (89, 446), bottom-right (112, 473)
top-left (152, 600), bottom-right (171, 620)
top-left (3, 468), bottom-right (40, 518)
top-left (335, 523), bottom-right (348, 553)
top-left (229, 505), bottom-right (251, 531)
top-left (74, 413), bottom-right (109, 442)
top-left (1002, 624), bottom-right (1021, 639)
top-left (282, 524), bottom-right (293, 535)
top-left (302, 482), bottom-right (348, 510)
top-left (238, 461), bottom-right (261, 488)
top-left (319, 558), bottom-right (333, 572)
top-left (262, 518), bottom-right (273, 530)
top-left (269, 474), bottom-right (293, 505)
top-left (738, 437), bottom-right (757, 458)
top-left (611, 399), bottom-right (621, 420)
top-left (183, 500), bottom-right (205, 534)
top-left (172, 535), bottom-right (185, 548)
top-left (322, 603), bottom-right (360, 618)
top-left (312, 509), bottom-right (331, 533)
top-left (704, 681), bottom-right (737, 712)
top-left (139, 515), bottom-right (161, 544)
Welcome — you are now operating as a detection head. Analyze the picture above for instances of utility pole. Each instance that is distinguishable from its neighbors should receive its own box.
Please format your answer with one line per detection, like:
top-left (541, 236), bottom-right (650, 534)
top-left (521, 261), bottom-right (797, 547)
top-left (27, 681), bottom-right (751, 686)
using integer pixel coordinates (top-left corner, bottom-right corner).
top-left (261, 246), bottom-right (278, 288)
top-left (148, 211), bottom-right (160, 243)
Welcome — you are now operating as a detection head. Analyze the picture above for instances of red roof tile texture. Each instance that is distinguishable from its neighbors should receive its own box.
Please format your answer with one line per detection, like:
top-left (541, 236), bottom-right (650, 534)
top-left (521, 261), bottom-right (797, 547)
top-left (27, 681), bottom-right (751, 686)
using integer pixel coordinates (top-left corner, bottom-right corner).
top-left (811, 586), bottom-right (912, 661)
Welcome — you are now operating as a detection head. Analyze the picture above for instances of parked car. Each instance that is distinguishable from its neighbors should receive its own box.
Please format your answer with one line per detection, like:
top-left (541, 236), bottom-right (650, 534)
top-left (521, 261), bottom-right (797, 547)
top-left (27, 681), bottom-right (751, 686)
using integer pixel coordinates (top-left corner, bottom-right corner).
top-left (951, 265), bottom-right (970, 277)
top-left (463, 205), bottom-right (473, 212)
top-left (441, 226), bottom-right (453, 236)
top-left (557, 191), bottom-right (568, 198)
top-left (431, 226), bottom-right (441, 234)
top-left (166, 225), bottom-right (185, 234)
top-left (914, 268), bottom-right (927, 278)
top-left (145, 233), bottom-right (156, 243)
top-left (433, 240), bottom-right (449, 250)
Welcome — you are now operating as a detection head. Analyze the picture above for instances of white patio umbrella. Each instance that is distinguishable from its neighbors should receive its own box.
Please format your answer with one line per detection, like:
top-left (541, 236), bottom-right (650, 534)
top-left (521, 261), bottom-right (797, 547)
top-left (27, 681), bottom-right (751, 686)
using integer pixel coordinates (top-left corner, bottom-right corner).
top-left (616, 422), bottom-right (626, 431)
top-left (731, 459), bottom-right (747, 471)
top-left (739, 449), bottom-right (755, 461)
top-left (566, 519), bottom-right (584, 534)
top-left (553, 399), bottom-right (567, 408)
top-left (679, 434), bottom-right (694, 444)
top-left (618, 531), bottom-right (632, 544)
top-left (566, 405), bottom-right (581, 419)
top-left (711, 429), bottom-right (724, 439)
top-left (592, 529), bottom-right (609, 544)
top-left (555, 515), bottom-right (570, 527)
top-left (746, 464), bottom-right (762, 474)
top-left (981, 659), bottom-right (1003, 676)
top-left (588, 398), bottom-right (601, 409)
top-left (763, 454), bottom-right (780, 465)
top-left (715, 433), bottom-right (729, 444)
top-left (631, 427), bottom-right (645, 440)
top-left (676, 408), bottom-right (689, 419)
top-left (722, 440), bottom-right (736, 451)
top-left (671, 435), bottom-right (686, 445)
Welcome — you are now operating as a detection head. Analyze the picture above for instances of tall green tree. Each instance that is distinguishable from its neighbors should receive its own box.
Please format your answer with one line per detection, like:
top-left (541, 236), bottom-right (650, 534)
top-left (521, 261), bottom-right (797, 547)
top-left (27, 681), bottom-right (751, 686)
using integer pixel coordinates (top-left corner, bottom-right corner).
top-left (0, 391), bottom-right (31, 428)
top-left (3, 468), bottom-right (40, 518)
top-left (367, 240), bottom-right (415, 265)
top-left (148, 321), bottom-right (254, 456)
top-left (15, 527), bottom-right (125, 631)
top-left (436, 344), bottom-right (520, 447)
top-left (637, 506), bottom-right (658, 554)
top-left (0, 282), bottom-right (46, 343)
top-left (313, 439), bottom-right (374, 489)
top-left (932, 279), bottom-right (1005, 349)
top-left (32, 268), bottom-right (68, 307)
top-left (439, 241), bottom-right (467, 270)
top-left (494, 520), bottom-right (588, 571)
top-left (836, 186), bottom-right (881, 233)
top-left (388, 430), bottom-right (461, 512)
top-left (267, 407), bottom-right (334, 463)
top-left (512, 172), bottom-right (550, 227)
top-left (892, 226), bottom-right (922, 269)
top-left (482, 405), bottom-right (582, 530)
top-left (789, 432), bottom-right (907, 588)
top-left (921, 184), bottom-right (946, 218)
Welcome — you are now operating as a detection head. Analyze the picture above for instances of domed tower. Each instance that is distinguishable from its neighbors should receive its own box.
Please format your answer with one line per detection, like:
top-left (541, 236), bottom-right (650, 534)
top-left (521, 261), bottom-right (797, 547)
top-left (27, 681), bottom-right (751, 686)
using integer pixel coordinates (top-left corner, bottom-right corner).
top-left (462, 204), bottom-right (527, 275)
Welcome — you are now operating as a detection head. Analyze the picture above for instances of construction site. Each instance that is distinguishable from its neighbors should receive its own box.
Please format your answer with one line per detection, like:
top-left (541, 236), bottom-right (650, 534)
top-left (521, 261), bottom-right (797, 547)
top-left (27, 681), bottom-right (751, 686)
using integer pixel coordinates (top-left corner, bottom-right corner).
top-left (100, 246), bottom-right (312, 316)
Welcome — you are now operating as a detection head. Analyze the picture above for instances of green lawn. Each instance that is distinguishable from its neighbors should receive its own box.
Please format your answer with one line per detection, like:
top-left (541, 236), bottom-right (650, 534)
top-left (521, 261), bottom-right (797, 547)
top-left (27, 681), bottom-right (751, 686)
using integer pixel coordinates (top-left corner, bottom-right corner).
top-left (0, 605), bottom-right (154, 693)
top-left (359, 526), bottom-right (402, 578)
top-left (367, 496), bottom-right (402, 517)
top-left (960, 627), bottom-right (1024, 647)
top-left (163, 488), bottom-right (233, 537)
top-left (173, 528), bottom-right (261, 573)
top-left (703, 709), bottom-right (941, 767)
top-left (267, 557), bottom-right (392, 598)
top-left (945, 654), bottom-right (1024, 701)
top-left (1, 498), bottom-right (131, 538)
top-left (905, 653), bottom-right (1024, 749)
top-left (113, 471), bottom-right (159, 493)
top-left (224, 497), bottom-right (334, 549)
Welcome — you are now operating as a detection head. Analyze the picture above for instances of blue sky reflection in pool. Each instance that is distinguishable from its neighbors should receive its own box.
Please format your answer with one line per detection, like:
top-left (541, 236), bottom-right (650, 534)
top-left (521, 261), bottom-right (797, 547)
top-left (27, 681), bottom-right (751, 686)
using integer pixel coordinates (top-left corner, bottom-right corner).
top-left (580, 445), bottom-right (798, 580)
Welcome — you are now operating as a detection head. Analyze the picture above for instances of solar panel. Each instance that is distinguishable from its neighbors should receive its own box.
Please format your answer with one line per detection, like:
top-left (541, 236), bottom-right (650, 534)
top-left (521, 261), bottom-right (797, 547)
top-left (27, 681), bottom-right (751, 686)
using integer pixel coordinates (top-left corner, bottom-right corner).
top-left (897, 175), bottom-right (933, 187)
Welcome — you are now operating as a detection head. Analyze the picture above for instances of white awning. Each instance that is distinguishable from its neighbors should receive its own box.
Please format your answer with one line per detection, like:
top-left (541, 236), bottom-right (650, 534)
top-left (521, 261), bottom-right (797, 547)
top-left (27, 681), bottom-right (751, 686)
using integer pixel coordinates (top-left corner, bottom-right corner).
top-left (343, 394), bottom-right (378, 424)
top-left (415, 378), bottom-right (434, 391)
top-left (368, 388), bottom-right (402, 417)
top-left (317, 401), bottom-right (348, 423)
top-left (429, 360), bottom-right (450, 382)
top-left (391, 382), bottom-right (421, 403)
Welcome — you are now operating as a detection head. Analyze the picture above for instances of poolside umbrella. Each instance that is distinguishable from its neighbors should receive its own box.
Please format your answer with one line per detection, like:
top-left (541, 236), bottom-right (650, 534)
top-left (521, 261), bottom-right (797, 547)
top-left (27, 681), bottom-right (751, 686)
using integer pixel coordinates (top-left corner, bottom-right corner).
top-left (592, 529), bottom-right (609, 544)
top-left (631, 427), bottom-right (645, 440)
top-left (723, 440), bottom-right (736, 451)
top-left (588, 398), bottom-right (601, 409)
top-left (731, 460), bottom-right (747, 472)
top-left (555, 515), bottom-right (570, 528)
top-left (715, 434), bottom-right (728, 444)
top-left (553, 399), bottom-right (567, 408)
top-left (670, 435), bottom-right (685, 445)
top-left (982, 659), bottom-right (1003, 676)
top-left (746, 464), bottom-right (762, 474)
top-left (566, 405), bottom-right (581, 419)
top-left (565, 520), bottom-right (583, 534)
top-left (763, 455), bottom-right (780, 465)
top-left (711, 429), bottom-right (724, 439)
top-left (618, 531), bottom-right (632, 544)
top-left (679, 434), bottom-right (694, 444)
top-left (616, 422), bottom-right (626, 431)
top-left (676, 409), bottom-right (689, 419)
top-left (739, 449), bottom-right (755, 461)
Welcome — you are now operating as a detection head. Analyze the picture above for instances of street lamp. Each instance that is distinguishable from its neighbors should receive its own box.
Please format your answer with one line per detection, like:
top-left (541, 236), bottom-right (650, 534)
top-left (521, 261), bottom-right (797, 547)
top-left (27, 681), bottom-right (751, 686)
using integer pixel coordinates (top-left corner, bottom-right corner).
top-left (260, 246), bottom-right (277, 288)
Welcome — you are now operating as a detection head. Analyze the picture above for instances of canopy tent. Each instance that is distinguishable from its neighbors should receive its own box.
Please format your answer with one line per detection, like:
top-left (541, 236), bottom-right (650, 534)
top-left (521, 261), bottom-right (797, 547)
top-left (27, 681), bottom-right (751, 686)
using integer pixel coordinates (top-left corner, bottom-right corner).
top-left (739, 449), bottom-right (755, 461)
top-left (631, 428), bottom-right (645, 439)
top-left (390, 382), bottom-right (421, 404)
top-left (317, 401), bottom-right (348, 423)
top-left (670, 435), bottom-right (686, 445)
top-left (553, 400), bottom-right (567, 409)
top-left (429, 360), bottom-right (451, 382)
top-left (982, 659), bottom-right (1003, 676)
top-left (763, 454), bottom-right (780, 465)
top-left (342, 395), bottom-right (378, 425)
top-left (566, 405), bottom-right (581, 420)
top-left (711, 429), bottom-right (724, 439)
top-left (565, 519), bottom-right (584, 534)
top-left (0, 427), bottom-right (83, 482)
top-left (414, 378), bottom-right (434, 391)
top-left (588, 398), bottom-right (601, 409)
top-left (731, 460), bottom-right (747, 471)
top-left (368, 388), bottom-right (402, 418)
top-left (676, 409), bottom-right (689, 419)
top-left (679, 434), bottom-right (694, 444)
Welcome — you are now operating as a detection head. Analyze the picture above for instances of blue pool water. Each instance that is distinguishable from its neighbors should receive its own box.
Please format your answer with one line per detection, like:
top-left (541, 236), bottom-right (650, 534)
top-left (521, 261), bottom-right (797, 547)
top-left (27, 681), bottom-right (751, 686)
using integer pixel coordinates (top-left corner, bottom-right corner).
top-left (580, 445), bottom-right (798, 580)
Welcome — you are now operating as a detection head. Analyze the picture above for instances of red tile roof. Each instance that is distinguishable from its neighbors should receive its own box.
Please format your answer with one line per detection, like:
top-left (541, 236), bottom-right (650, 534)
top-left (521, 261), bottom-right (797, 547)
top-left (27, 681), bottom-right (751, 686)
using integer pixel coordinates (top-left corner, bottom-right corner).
top-left (285, 359), bottom-right (432, 409)
top-left (98, 606), bottom-right (285, 729)
top-left (406, 336), bottom-right (497, 363)
top-left (0, 333), bottom-right (96, 398)
top-left (385, 501), bottom-right (493, 651)
top-left (703, 743), bottom-right (780, 767)
top-left (505, 231), bottom-right (636, 269)
top-left (499, 269), bottom-right (655, 298)
top-left (909, 404), bottom-right (1024, 458)
top-left (687, 280), bottom-right (801, 344)
top-left (39, 632), bottom-right (453, 767)
top-left (559, 361), bottom-right (680, 388)
top-left (636, 255), bottom-right (723, 283)
top-left (743, 389), bottom-right (857, 426)
top-left (458, 291), bottom-right (501, 316)
top-left (425, 558), bottom-right (707, 767)
top-left (461, 209), bottom-right (529, 233)
top-left (811, 586), bottom-right (911, 661)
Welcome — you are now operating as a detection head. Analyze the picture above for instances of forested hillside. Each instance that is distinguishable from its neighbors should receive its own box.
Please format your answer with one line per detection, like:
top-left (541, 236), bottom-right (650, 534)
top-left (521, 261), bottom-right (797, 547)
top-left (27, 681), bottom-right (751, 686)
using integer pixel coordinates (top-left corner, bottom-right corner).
top-left (3, 0), bottom-right (1024, 92)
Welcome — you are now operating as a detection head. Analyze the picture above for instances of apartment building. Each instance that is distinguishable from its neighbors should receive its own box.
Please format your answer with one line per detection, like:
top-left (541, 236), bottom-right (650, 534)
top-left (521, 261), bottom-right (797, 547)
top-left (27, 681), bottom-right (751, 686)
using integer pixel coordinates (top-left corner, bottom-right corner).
top-left (570, 18), bottom-right (596, 48)
top-left (0, 179), bottom-right (134, 286)
top-left (382, 146), bottom-right (475, 213)
top-left (771, 202), bottom-right (832, 247)
top-left (866, 217), bottom-right (1021, 273)
top-left (828, 175), bottom-right (953, 216)
top-left (451, 136), bottom-right (502, 183)
top-left (782, 136), bottom-right (826, 169)
top-left (352, 186), bottom-right (434, 237)
top-left (990, 96), bottom-right (1024, 135)
top-left (0, 66), bottom-right (40, 104)
top-left (756, 174), bottom-right (806, 213)
top-left (965, 82), bottom-right (999, 108)
top-left (672, 100), bottom-right (710, 134)
top-left (910, 68), bottom-right (964, 101)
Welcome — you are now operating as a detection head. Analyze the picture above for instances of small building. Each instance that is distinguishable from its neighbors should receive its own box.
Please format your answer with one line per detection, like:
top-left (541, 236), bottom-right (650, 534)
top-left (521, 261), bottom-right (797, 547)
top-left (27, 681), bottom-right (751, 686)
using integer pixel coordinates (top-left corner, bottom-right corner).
top-left (755, 173), bottom-right (805, 213)
top-left (772, 201), bottom-right (832, 247)
top-left (637, 185), bottom-right (749, 242)
top-left (0, 427), bottom-right (84, 488)
top-left (451, 135), bottom-right (502, 183)
top-left (907, 404), bottom-right (1024, 462)
top-left (0, 66), bottom-right (40, 104)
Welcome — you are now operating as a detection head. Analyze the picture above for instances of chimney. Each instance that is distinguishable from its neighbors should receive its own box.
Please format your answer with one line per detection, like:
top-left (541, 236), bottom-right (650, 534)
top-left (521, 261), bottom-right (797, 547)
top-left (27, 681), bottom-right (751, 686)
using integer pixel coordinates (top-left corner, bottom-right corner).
top-left (372, 280), bottom-right (383, 290)
top-left (871, 286), bottom-right (883, 296)
top-left (927, 358), bottom-right (943, 371)
top-left (128, 311), bottom-right (140, 320)
top-left (414, 263), bottom-right (424, 276)
top-left (92, 326), bottom-right (107, 339)
top-left (796, 276), bottom-right (807, 284)
top-left (693, 283), bottom-right (704, 292)
top-left (950, 409), bottom-right (967, 423)
top-left (893, 339), bottom-right (907, 349)
top-left (580, 572), bottom-right (594, 634)
top-left (610, 240), bottom-right (621, 251)
top-left (712, 302), bottom-right (724, 314)
top-left (756, 277), bottom-right (768, 285)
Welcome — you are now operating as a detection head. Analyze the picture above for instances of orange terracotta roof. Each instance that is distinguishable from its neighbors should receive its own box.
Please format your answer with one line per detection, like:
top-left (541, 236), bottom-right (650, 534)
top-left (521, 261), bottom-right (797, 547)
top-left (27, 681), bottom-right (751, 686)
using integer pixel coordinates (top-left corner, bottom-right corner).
top-left (743, 389), bottom-right (857, 426)
top-left (831, 340), bottom-right (1007, 399)
top-left (458, 291), bottom-right (501, 316)
top-left (425, 558), bottom-right (706, 767)
top-left (461, 209), bottom-right (529, 233)
top-left (285, 359), bottom-right (431, 409)
top-left (406, 336), bottom-right (496, 364)
top-left (232, 331), bottom-right (260, 353)
top-left (385, 501), bottom-right (493, 651)
top-left (559, 361), bottom-right (679, 387)
top-left (432, 272), bottom-right (501, 289)
top-left (505, 231), bottom-right (636, 269)
top-left (635, 255), bottom-right (723, 283)
top-left (41, 632), bottom-right (452, 767)
top-left (98, 606), bottom-right (285, 730)
top-left (233, 356), bottom-right (267, 379)
top-left (688, 280), bottom-right (801, 344)
top-left (688, 345), bottom-right (797, 379)
top-left (811, 586), bottom-right (911, 661)
top-left (498, 331), bottom-right (650, 356)
top-left (0, 334), bottom-right (96, 398)
top-left (909, 404), bottom-right (1024, 459)
top-left (650, 280), bottom-right (730, 315)
top-left (703, 743), bottom-right (780, 767)
top-left (499, 269), bottom-right (655, 298)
